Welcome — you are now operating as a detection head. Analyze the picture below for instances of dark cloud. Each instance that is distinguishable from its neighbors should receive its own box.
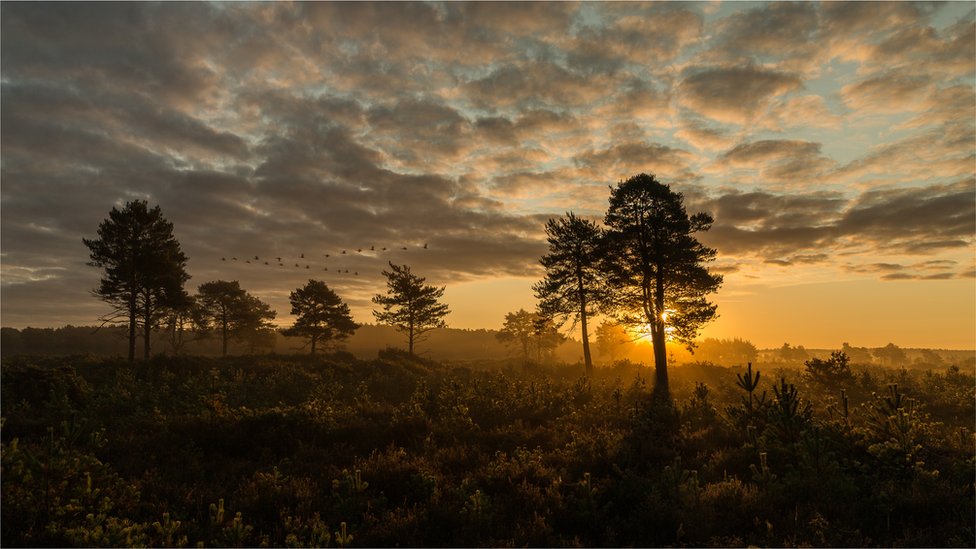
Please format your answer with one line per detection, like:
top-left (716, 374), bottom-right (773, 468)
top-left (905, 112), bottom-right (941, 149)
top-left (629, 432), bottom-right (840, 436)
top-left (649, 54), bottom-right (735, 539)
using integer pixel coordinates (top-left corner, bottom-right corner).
top-left (679, 66), bottom-right (803, 124)
top-left (716, 139), bottom-right (836, 185)
top-left (574, 142), bottom-right (698, 182)
top-left (700, 180), bottom-right (975, 258)
top-left (707, 2), bottom-right (819, 65)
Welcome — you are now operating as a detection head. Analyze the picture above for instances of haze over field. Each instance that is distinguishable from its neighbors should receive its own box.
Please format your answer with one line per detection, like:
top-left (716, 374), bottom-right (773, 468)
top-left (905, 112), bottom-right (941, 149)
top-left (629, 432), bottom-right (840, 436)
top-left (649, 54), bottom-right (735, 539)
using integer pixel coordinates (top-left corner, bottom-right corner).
top-left (1, 2), bottom-right (974, 348)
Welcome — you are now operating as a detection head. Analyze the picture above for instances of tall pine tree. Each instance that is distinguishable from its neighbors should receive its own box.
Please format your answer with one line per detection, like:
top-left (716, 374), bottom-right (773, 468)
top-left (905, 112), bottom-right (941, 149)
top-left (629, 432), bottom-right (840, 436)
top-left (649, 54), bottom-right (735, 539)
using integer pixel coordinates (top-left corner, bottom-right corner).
top-left (372, 262), bottom-right (450, 355)
top-left (533, 212), bottom-right (604, 376)
top-left (603, 174), bottom-right (722, 400)
top-left (84, 200), bottom-right (189, 361)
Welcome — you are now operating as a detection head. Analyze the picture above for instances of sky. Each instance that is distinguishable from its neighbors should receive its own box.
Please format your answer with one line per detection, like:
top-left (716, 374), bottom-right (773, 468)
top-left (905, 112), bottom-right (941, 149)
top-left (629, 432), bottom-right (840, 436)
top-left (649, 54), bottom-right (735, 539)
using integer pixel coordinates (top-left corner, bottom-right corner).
top-left (1, 1), bottom-right (974, 350)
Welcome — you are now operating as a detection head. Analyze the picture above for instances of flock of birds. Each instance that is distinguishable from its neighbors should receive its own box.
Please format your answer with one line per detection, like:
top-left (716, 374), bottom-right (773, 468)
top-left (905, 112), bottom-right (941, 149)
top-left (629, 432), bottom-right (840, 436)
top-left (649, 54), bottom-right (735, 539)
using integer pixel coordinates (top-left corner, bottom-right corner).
top-left (219, 243), bottom-right (429, 277)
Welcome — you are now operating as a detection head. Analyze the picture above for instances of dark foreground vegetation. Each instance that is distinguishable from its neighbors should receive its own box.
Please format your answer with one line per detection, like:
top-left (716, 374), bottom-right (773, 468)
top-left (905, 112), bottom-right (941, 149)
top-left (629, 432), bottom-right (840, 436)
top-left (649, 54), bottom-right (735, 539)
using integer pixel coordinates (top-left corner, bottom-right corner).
top-left (2, 352), bottom-right (973, 547)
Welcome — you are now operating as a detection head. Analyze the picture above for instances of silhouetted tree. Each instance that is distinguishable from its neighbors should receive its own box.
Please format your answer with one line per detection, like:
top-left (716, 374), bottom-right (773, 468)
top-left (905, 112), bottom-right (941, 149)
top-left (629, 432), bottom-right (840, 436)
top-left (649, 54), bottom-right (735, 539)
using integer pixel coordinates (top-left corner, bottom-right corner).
top-left (496, 309), bottom-right (564, 364)
top-left (779, 342), bottom-right (809, 363)
top-left (696, 337), bottom-right (758, 365)
top-left (602, 173), bottom-right (722, 400)
top-left (841, 342), bottom-right (874, 364)
top-left (372, 262), bottom-right (449, 355)
top-left (534, 212), bottom-right (604, 376)
top-left (497, 308), bottom-right (537, 363)
top-left (282, 280), bottom-right (357, 355)
top-left (532, 314), bottom-right (566, 363)
top-left (161, 294), bottom-right (196, 356)
top-left (83, 200), bottom-right (190, 361)
top-left (805, 351), bottom-right (854, 384)
top-left (874, 342), bottom-right (907, 367)
top-left (195, 280), bottom-right (276, 356)
top-left (594, 320), bottom-right (631, 362)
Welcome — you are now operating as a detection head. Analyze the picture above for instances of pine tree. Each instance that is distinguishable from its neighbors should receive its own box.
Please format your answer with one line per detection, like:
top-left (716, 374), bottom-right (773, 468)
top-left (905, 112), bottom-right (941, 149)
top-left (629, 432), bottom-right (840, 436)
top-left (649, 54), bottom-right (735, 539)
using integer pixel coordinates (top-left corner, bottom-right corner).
top-left (282, 280), bottom-right (357, 355)
top-left (195, 280), bottom-right (276, 356)
top-left (602, 174), bottom-right (722, 400)
top-left (534, 212), bottom-right (604, 376)
top-left (83, 200), bottom-right (189, 361)
top-left (372, 262), bottom-right (449, 355)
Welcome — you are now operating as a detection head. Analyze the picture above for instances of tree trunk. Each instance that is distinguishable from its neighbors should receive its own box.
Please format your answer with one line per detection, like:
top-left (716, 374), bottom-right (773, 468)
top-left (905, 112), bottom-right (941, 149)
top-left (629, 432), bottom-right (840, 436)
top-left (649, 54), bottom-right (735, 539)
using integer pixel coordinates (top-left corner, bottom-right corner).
top-left (128, 294), bottom-right (137, 362)
top-left (221, 315), bottom-right (228, 357)
top-left (408, 321), bottom-right (414, 355)
top-left (579, 286), bottom-right (593, 376)
top-left (143, 295), bottom-right (152, 360)
top-left (652, 270), bottom-right (669, 401)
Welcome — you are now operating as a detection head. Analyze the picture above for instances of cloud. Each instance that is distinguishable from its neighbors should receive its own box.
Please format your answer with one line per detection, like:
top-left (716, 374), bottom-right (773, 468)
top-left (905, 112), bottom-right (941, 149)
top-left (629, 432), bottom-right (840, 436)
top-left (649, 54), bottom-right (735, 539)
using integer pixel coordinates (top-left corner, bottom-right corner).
top-left (574, 141), bottom-right (698, 182)
top-left (711, 140), bottom-right (836, 186)
top-left (678, 66), bottom-right (803, 125)
top-left (841, 71), bottom-right (933, 114)
top-left (700, 179), bottom-right (975, 258)
top-left (838, 121), bottom-right (975, 182)
top-left (705, 1), bottom-right (820, 70)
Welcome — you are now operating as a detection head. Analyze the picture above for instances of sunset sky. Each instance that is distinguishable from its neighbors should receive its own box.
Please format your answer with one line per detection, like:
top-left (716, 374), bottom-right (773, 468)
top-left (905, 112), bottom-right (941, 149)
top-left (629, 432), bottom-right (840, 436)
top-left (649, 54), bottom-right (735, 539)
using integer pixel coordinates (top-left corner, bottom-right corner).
top-left (2, 2), bottom-right (974, 349)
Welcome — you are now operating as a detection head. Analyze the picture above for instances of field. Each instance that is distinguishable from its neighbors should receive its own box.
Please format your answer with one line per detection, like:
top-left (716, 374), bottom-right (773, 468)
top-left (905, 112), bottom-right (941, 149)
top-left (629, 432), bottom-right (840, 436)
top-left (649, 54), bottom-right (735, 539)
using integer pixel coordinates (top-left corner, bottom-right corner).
top-left (2, 351), bottom-right (974, 547)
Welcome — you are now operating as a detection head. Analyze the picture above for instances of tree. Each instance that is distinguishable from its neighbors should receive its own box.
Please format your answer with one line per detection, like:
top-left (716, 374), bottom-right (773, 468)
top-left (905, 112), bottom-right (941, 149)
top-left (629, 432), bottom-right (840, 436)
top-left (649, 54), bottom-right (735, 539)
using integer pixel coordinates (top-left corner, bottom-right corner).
top-left (372, 262), bottom-right (450, 355)
top-left (779, 342), bottom-right (809, 363)
top-left (496, 309), bottom-right (565, 364)
top-left (602, 173), bottom-right (722, 400)
top-left (84, 200), bottom-right (190, 361)
top-left (497, 308), bottom-right (537, 363)
top-left (805, 351), bottom-right (854, 384)
top-left (841, 342), bottom-right (873, 364)
top-left (595, 320), bottom-right (631, 362)
top-left (282, 280), bottom-right (358, 355)
top-left (696, 337), bottom-right (758, 366)
top-left (195, 280), bottom-right (277, 356)
top-left (874, 342), bottom-right (906, 367)
top-left (534, 212), bottom-right (604, 376)
top-left (161, 294), bottom-right (196, 356)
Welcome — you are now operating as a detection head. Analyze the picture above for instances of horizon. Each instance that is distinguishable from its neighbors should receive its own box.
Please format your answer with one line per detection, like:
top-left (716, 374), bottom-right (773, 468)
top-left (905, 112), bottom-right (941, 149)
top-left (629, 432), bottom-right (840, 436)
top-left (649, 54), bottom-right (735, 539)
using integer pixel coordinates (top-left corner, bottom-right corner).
top-left (2, 2), bottom-right (974, 350)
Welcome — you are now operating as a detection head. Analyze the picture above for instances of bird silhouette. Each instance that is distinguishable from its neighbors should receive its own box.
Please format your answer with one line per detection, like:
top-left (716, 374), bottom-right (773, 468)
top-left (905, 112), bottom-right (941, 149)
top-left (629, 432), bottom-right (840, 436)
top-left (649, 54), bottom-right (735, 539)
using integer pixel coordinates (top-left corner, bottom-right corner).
top-left (402, 247), bottom-right (407, 250)
top-left (232, 257), bottom-right (238, 260)
top-left (354, 271), bottom-right (359, 275)
top-left (370, 245), bottom-right (375, 251)
top-left (295, 263), bottom-right (300, 267)
top-left (245, 260), bottom-right (251, 263)
top-left (382, 247), bottom-right (387, 251)
top-left (221, 257), bottom-right (226, 261)
top-left (345, 269), bottom-right (349, 273)
top-left (306, 265), bottom-right (310, 269)
top-left (341, 250), bottom-right (346, 254)
top-left (357, 248), bottom-right (362, 253)
top-left (324, 254), bottom-right (330, 258)
top-left (324, 267), bottom-right (328, 271)
top-left (254, 255), bottom-right (259, 260)
top-left (276, 257), bottom-right (282, 262)
top-left (423, 243), bottom-right (428, 249)
top-left (264, 261), bottom-right (269, 265)
top-left (300, 253), bottom-right (305, 259)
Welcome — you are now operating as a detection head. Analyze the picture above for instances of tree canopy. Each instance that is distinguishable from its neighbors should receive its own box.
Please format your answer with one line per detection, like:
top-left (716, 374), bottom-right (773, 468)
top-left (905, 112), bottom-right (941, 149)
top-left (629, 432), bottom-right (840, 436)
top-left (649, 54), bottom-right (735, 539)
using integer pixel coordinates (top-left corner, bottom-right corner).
top-left (602, 173), bottom-right (722, 399)
top-left (83, 200), bottom-right (189, 361)
top-left (195, 280), bottom-right (276, 356)
top-left (372, 263), bottom-right (450, 355)
top-left (534, 212), bottom-right (604, 376)
top-left (496, 309), bottom-right (565, 365)
top-left (282, 280), bottom-right (358, 355)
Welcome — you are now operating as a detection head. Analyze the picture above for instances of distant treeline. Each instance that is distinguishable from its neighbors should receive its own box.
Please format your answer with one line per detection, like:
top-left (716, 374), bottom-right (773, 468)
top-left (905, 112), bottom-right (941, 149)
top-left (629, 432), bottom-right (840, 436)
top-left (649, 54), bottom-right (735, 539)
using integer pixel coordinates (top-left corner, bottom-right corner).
top-left (2, 326), bottom-right (972, 369)
top-left (0, 325), bottom-right (579, 363)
